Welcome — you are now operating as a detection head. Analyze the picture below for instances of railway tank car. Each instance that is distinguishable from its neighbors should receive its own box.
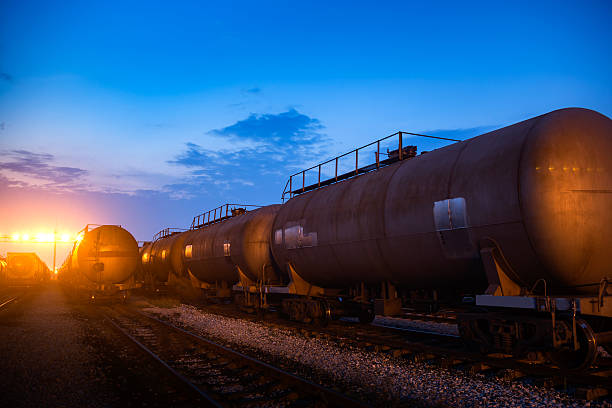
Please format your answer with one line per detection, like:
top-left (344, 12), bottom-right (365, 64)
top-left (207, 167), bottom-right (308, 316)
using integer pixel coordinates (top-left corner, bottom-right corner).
top-left (5, 252), bottom-right (50, 285)
top-left (270, 107), bottom-right (612, 369)
top-left (183, 204), bottom-right (282, 302)
top-left (59, 224), bottom-right (139, 300)
top-left (141, 228), bottom-right (192, 292)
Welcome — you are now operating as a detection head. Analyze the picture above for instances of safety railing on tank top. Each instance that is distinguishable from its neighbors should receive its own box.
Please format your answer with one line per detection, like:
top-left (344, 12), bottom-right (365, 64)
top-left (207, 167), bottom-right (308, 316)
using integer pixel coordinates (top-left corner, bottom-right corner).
top-left (152, 228), bottom-right (188, 241)
top-left (281, 130), bottom-right (461, 202)
top-left (190, 204), bottom-right (263, 230)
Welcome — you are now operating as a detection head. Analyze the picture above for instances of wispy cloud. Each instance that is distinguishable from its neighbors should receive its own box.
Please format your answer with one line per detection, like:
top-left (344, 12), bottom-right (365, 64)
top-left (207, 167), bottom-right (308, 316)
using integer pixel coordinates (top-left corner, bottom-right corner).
top-left (168, 109), bottom-right (329, 199)
top-left (0, 150), bottom-right (88, 190)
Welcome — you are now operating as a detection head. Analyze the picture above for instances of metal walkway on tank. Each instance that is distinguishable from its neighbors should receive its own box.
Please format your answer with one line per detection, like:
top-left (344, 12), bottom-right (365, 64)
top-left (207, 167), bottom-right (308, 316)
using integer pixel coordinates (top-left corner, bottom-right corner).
top-left (281, 130), bottom-right (460, 202)
top-left (190, 204), bottom-right (263, 230)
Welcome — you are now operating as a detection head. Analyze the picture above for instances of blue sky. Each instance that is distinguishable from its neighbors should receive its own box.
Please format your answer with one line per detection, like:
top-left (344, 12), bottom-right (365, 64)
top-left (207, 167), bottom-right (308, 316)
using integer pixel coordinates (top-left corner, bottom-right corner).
top-left (0, 0), bottom-right (611, 264)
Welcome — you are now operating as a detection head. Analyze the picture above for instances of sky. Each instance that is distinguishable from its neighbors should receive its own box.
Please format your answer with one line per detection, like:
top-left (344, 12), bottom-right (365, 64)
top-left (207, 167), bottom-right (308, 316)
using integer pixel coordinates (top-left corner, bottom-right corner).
top-left (1, 0), bottom-right (611, 267)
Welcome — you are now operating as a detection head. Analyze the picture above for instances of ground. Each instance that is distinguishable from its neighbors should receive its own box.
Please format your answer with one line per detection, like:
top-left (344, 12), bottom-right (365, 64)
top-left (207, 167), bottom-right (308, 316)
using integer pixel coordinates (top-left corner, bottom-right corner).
top-left (0, 283), bottom-right (196, 408)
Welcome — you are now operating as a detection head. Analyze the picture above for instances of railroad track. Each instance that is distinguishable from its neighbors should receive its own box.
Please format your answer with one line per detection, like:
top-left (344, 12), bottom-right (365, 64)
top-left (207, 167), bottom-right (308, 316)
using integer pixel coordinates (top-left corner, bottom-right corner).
top-left (0, 295), bottom-right (19, 310)
top-left (0, 287), bottom-right (29, 311)
top-left (170, 301), bottom-right (612, 399)
top-left (102, 305), bottom-right (370, 407)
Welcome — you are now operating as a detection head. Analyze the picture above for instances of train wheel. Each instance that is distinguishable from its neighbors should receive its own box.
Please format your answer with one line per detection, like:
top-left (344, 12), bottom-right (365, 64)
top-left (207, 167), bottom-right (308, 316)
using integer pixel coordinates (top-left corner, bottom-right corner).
top-left (547, 318), bottom-right (598, 370)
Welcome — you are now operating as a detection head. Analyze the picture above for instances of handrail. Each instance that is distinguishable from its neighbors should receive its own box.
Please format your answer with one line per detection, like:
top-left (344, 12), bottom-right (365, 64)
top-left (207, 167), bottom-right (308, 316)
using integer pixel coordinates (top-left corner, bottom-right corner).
top-left (281, 130), bottom-right (460, 202)
top-left (152, 228), bottom-right (188, 241)
top-left (190, 204), bottom-right (263, 230)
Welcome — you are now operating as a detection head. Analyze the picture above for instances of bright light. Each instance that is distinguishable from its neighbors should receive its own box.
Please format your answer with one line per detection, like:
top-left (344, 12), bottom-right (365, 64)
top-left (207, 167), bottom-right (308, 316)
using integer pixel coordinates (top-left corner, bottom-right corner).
top-left (12, 233), bottom-right (20, 241)
top-left (60, 233), bottom-right (70, 242)
top-left (22, 233), bottom-right (30, 241)
top-left (35, 232), bottom-right (54, 242)
top-left (76, 232), bottom-right (84, 244)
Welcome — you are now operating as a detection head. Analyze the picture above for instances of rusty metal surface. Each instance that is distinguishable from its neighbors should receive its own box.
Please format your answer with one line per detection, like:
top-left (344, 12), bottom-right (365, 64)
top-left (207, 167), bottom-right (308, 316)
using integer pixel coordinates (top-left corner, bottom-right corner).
top-left (140, 241), bottom-right (153, 281)
top-left (148, 230), bottom-right (192, 283)
top-left (72, 225), bottom-right (139, 284)
top-left (519, 108), bottom-right (612, 292)
top-left (271, 108), bottom-right (612, 295)
top-left (184, 205), bottom-right (280, 285)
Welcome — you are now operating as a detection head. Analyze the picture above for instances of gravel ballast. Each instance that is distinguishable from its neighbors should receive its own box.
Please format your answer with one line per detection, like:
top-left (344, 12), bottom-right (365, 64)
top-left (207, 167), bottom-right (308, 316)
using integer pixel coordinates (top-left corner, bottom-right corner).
top-left (144, 304), bottom-right (611, 408)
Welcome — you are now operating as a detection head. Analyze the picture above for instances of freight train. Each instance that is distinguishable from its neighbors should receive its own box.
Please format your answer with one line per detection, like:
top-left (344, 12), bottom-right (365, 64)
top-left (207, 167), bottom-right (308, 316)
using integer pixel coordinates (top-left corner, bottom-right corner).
top-left (59, 224), bottom-right (140, 300)
top-left (141, 108), bottom-right (611, 370)
top-left (3, 252), bottom-right (50, 285)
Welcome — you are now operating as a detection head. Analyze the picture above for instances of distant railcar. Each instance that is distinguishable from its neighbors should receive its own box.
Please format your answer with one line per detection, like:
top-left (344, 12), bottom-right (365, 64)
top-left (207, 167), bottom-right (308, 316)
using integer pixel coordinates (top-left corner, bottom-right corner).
top-left (59, 224), bottom-right (139, 300)
top-left (5, 252), bottom-right (50, 285)
top-left (141, 229), bottom-right (191, 292)
top-left (183, 205), bottom-right (281, 299)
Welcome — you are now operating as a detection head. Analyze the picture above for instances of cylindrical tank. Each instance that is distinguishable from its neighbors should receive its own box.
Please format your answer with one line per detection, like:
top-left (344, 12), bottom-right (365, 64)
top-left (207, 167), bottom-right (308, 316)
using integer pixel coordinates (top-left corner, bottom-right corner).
top-left (71, 225), bottom-right (138, 284)
top-left (271, 108), bottom-right (612, 295)
top-left (148, 231), bottom-right (191, 282)
top-left (6, 253), bottom-right (39, 281)
top-left (140, 241), bottom-right (153, 280)
top-left (184, 205), bottom-right (281, 285)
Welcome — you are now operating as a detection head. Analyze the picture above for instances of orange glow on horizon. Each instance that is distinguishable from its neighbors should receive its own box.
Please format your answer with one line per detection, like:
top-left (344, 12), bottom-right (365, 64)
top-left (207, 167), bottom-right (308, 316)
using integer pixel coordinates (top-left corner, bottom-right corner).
top-left (0, 188), bottom-right (115, 268)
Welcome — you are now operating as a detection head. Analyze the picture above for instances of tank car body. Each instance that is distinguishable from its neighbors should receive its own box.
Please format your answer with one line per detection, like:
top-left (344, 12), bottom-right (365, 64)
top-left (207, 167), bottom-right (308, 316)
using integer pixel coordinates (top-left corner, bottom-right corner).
top-left (272, 108), bottom-right (611, 296)
top-left (184, 205), bottom-right (281, 298)
top-left (138, 229), bottom-right (192, 293)
top-left (60, 224), bottom-right (139, 299)
top-left (140, 241), bottom-right (153, 284)
top-left (151, 231), bottom-right (189, 280)
top-left (5, 252), bottom-right (49, 285)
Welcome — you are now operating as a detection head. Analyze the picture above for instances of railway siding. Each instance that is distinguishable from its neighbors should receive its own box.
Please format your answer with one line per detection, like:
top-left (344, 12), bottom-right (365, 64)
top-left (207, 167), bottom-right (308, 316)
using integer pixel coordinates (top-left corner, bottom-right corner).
top-left (104, 304), bottom-right (369, 407)
top-left (140, 301), bottom-right (612, 407)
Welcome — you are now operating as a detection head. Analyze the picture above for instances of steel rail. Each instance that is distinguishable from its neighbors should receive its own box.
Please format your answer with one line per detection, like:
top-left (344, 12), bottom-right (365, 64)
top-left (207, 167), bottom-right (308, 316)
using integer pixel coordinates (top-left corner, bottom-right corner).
top-left (105, 315), bottom-right (222, 407)
top-left (138, 310), bottom-right (371, 408)
top-left (0, 296), bottom-right (18, 310)
top-left (105, 306), bottom-right (370, 407)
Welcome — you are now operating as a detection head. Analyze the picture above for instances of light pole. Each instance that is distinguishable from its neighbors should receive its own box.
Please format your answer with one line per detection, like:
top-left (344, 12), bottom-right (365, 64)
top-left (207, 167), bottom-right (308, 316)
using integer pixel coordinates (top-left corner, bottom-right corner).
top-left (53, 229), bottom-right (57, 278)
